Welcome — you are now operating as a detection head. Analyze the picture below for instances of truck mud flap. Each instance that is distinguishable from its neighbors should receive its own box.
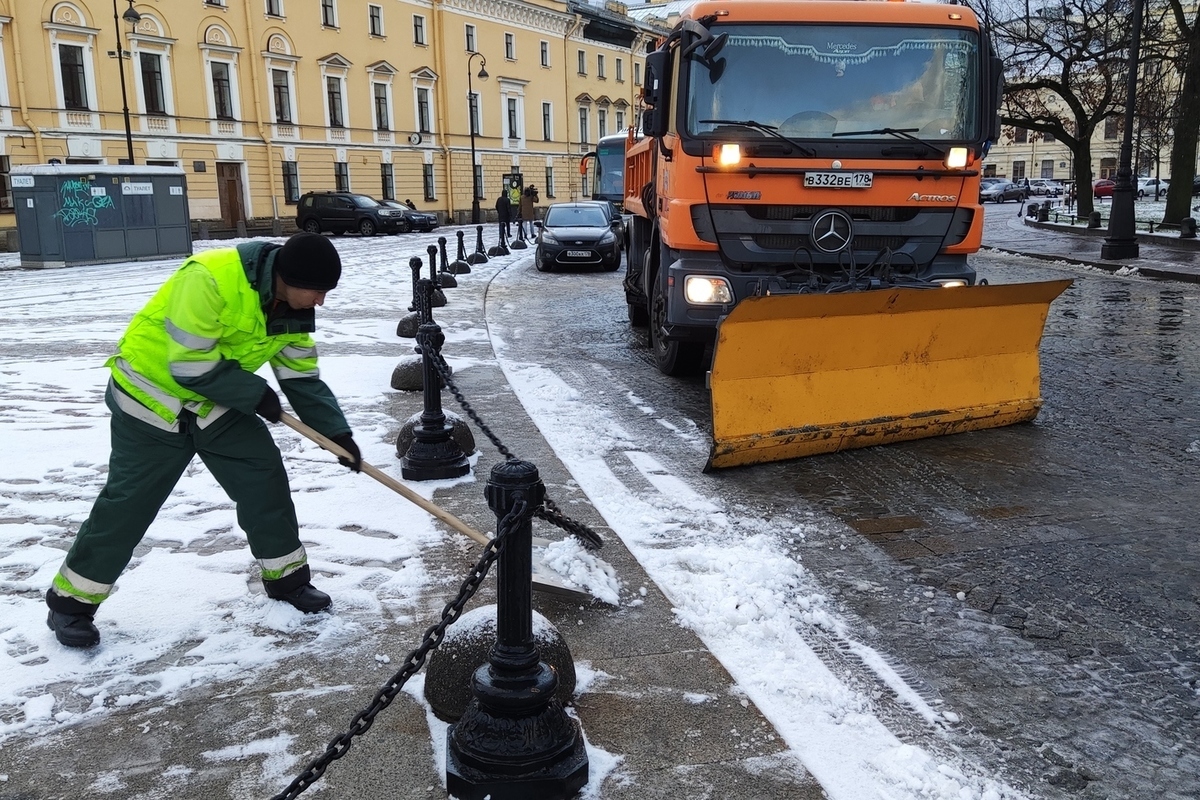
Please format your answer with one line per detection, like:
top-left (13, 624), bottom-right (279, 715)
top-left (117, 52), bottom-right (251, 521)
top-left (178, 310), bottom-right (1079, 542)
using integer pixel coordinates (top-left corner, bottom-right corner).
top-left (705, 279), bottom-right (1072, 470)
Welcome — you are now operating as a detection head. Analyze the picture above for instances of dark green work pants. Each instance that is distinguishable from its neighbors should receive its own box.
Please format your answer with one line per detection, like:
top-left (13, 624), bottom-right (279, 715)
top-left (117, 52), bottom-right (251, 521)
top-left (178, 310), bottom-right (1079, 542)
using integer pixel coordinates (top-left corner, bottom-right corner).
top-left (62, 386), bottom-right (301, 589)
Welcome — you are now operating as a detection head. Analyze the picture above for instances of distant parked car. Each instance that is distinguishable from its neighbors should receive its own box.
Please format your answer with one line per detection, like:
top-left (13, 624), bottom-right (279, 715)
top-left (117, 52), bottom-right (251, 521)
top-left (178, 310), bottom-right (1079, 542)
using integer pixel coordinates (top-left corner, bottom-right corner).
top-left (1029, 178), bottom-right (1064, 196)
top-left (380, 200), bottom-right (439, 232)
top-left (979, 180), bottom-right (1026, 203)
top-left (1136, 178), bottom-right (1168, 199)
top-left (295, 191), bottom-right (409, 236)
top-left (1093, 179), bottom-right (1115, 198)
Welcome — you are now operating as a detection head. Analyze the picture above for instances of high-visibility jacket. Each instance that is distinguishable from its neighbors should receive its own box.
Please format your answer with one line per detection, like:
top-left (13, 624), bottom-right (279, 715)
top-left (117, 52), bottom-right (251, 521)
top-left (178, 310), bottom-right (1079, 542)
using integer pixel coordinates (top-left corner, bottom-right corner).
top-left (107, 242), bottom-right (349, 437)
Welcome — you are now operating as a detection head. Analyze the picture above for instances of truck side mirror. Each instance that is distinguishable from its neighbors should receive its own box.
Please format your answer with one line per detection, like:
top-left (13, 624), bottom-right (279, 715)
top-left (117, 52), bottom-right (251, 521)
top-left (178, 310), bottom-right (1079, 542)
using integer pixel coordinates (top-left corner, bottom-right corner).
top-left (641, 49), bottom-right (670, 138)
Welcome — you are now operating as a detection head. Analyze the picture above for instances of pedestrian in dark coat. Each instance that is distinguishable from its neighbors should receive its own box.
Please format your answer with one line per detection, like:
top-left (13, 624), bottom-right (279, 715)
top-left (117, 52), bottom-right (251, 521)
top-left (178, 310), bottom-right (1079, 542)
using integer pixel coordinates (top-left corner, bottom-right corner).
top-left (495, 191), bottom-right (512, 237)
top-left (520, 186), bottom-right (539, 237)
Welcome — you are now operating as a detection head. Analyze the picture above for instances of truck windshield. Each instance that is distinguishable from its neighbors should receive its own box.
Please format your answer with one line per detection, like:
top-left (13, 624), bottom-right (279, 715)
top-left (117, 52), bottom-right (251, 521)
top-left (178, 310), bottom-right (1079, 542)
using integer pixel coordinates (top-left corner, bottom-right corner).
top-left (686, 24), bottom-right (979, 142)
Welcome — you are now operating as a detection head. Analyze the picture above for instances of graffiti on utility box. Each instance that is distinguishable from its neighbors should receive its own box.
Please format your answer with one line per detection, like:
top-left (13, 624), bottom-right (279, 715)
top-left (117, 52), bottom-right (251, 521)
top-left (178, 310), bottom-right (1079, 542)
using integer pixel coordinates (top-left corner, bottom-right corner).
top-left (53, 179), bottom-right (115, 226)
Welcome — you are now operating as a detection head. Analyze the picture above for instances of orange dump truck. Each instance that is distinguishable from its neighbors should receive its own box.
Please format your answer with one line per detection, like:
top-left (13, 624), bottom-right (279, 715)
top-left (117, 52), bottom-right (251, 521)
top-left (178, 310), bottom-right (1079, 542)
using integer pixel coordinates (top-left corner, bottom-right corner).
top-left (622, 0), bottom-right (1070, 469)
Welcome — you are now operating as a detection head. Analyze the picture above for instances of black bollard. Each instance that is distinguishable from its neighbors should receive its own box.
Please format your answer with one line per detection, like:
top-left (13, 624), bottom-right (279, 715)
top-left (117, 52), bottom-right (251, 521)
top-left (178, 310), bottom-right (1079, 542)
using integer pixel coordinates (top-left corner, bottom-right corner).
top-left (467, 225), bottom-right (489, 265)
top-left (427, 245), bottom-right (447, 307)
top-left (407, 256), bottom-right (423, 312)
top-left (451, 230), bottom-right (472, 274)
top-left (437, 237), bottom-right (458, 288)
top-left (509, 222), bottom-right (528, 250)
top-left (498, 225), bottom-right (510, 256)
top-left (1026, 202), bottom-right (1038, 218)
top-left (1088, 211), bottom-right (1102, 229)
top-left (446, 460), bottom-right (588, 800)
top-left (400, 278), bottom-right (470, 480)
top-left (1037, 204), bottom-right (1050, 222)
top-left (1182, 217), bottom-right (1197, 239)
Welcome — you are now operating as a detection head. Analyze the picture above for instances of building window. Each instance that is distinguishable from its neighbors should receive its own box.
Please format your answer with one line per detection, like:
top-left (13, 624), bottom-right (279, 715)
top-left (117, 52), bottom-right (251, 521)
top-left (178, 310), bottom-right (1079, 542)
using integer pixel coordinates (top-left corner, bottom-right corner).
top-left (369, 5), bottom-right (384, 36)
top-left (423, 163), bottom-right (436, 200)
top-left (59, 44), bottom-right (88, 110)
top-left (505, 33), bottom-right (515, 60)
top-left (577, 50), bottom-right (586, 75)
top-left (1044, 132), bottom-right (1055, 143)
top-left (139, 53), bottom-right (166, 115)
top-left (542, 102), bottom-right (552, 141)
top-left (507, 97), bottom-right (519, 139)
top-left (473, 164), bottom-right (483, 199)
top-left (540, 41), bottom-right (550, 67)
top-left (374, 82), bottom-right (390, 130)
top-left (265, 0), bottom-right (283, 17)
top-left (545, 165), bottom-right (554, 198)
top-left (634, 62), bottom-right (641, 85)
top-left (1104, 116), bottom-right (1120, 139)
top-left (616, 110), bottom-right (624, 131)
top-left (578, 107), bottom-right (589, 144)
top-left (468, 92), bottom-right (480, 135)
top-left (1011, 160), bottom-right (1025, 181)
top-left (326, 76), bottom-right (344, 127)
top-left (465, 24), bottom-right (476, 53)
top-left (413, 15), bottom-right (425, 45)
top-left (0, 156), bottom-right (11, 211)
top-left (598, 108), bottom-right (607, 138)
top-left (321, 0), bottom-right (337, 28)
top-left (616, 58), bottom-right (624, 82)
top-left (1041, 159), bottom-right (1054, 178)
top-left (272, 69), bottom-right (291, 123)
top-left (381, 163), bottom-right (394, 200)
top-left (335, 161), bottom-right (350, 192)
top-left (211, 63), bottom-right (234, 119)
top-left (1013, 127), bottom-right (1027, 144)
top-left (417, 87), bottom-right (431, 133)
top-left (597, 54), bottom-right (605, 79)
top-left (1099, 157), bottom-right (1117, 179)
top-left (282, 161), bottom-right (299, 204)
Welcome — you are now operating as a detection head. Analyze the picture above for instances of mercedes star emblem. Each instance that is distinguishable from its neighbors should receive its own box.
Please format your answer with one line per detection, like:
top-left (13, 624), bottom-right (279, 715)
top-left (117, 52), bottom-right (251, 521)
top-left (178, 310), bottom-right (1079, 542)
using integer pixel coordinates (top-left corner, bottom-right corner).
top-left (811, 209), bottom-right (853, 254)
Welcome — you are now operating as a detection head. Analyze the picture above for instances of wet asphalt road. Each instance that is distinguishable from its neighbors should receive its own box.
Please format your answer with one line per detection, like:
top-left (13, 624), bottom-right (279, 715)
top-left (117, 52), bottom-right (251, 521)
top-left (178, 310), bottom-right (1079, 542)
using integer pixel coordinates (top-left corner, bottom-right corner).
top-left (487, 211), bottom-right (1200, 799)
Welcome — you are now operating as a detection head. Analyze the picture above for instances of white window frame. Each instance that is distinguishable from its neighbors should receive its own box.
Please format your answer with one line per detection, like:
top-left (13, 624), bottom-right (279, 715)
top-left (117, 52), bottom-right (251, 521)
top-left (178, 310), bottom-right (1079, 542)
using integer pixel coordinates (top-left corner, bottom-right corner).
top-left (598, 107), bottom-right (607, 138)
top-left (634, 62), bottom-right (641, 85)
top-left (320, 0), bottom-right (339, 28)
top-left (616, 57), bottom-right (623, 82)
top-left (369, 61), bottom-right (396, 143)
top-left (505, 32), bottom-right (515, 60)
top-left (201, 27), bottom-right (243, 138)
top-left (597, 54), bottom-right (605, 79)
top-left (47, 9), bottom-right (100, 131)
top-left (468, 90), bottom-right (482, 137)
top-left (127, 16), bottom-right (176, 135)
top-left (499, 78), bottom-right (526, 149)
top-left (413, 14), bottom-right (426, 45)
top-left (0, 17), bottom-right (13, 128)
top-left (577, 49), bottom-right (586, 75)
top-left (368, 4), bottom-right (384, 37)
top-left (615, 109), bottom-right (624, 132)
top-left (540, 40), bottom-right (550, 68)
top-left (541, 101), bottom-right (552, 141)
top-left (411, 68), bottom-right (438, 137)
top-left (465, 24), bottom-right (476, 53)
top-left (319, 55), bottom-right (351, 142)
top-left (263, 35), bottom-right (300, 139)
top-left (264, 0), bottom-right (284, 18)
top-left (578, 106), bottom-right (589, 144)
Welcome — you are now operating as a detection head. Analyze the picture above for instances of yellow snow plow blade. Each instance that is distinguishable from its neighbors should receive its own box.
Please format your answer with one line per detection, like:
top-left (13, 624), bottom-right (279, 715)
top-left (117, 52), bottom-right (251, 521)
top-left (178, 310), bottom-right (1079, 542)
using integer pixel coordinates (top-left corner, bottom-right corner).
top-left (706, 280), bottom-right (1071, 469)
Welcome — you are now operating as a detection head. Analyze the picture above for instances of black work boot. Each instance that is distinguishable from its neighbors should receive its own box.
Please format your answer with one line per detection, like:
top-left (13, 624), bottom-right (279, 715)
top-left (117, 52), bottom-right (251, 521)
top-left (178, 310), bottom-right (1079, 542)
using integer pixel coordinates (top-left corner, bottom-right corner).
top-left (264, 565), bottom-right (331, 614)
top-left (45, 588), bottom-right (101, 648)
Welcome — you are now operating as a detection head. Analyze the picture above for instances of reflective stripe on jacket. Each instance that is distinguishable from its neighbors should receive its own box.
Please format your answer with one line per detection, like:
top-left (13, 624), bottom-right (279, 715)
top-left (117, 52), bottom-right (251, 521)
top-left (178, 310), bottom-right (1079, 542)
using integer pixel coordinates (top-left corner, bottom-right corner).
top-left (106, 247), bottom-right (319, 428)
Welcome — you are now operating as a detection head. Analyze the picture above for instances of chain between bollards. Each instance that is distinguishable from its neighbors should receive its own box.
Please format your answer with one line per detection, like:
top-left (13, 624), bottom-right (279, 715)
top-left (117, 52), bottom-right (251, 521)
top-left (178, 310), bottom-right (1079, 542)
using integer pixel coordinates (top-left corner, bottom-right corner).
top-left (270, 501), bottom-right (530, 800)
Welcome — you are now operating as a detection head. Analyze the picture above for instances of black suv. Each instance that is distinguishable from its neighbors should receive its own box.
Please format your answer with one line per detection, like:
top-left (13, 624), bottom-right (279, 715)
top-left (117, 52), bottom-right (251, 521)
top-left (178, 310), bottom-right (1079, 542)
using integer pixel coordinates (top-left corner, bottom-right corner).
top-left (295, 192), bottom-right (409, 237)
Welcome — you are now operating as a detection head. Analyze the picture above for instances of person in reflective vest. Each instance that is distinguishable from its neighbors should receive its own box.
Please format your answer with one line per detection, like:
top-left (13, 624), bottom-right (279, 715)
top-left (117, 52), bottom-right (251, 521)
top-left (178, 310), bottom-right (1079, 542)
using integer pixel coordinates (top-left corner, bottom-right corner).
top-left (45, 232), bottom-right (361, 648)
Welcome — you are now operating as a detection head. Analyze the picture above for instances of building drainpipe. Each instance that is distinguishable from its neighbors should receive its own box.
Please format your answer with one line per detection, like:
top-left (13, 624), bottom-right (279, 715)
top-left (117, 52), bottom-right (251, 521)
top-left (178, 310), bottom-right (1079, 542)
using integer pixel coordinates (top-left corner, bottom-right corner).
top-left (563, 14), bottom-right (583, 200)
top-left (241, 0), bottom-right (280, 222)
top-left (432, 0), bottom-right (454, 221)
top-left (10, 14), bottom-right (46, 163)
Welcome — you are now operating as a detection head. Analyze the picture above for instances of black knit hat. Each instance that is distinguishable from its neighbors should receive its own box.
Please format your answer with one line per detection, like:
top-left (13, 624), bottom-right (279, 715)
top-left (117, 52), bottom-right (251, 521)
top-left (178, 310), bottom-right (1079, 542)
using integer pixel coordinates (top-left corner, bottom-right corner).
top-left (275, 233), bottom-right (341, 291)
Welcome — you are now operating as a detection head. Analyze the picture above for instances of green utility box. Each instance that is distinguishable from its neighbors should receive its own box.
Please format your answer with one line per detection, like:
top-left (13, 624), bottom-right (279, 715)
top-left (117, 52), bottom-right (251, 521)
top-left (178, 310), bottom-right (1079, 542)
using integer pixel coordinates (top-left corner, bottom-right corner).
top-left (11, 165), bottom-right (191, 269)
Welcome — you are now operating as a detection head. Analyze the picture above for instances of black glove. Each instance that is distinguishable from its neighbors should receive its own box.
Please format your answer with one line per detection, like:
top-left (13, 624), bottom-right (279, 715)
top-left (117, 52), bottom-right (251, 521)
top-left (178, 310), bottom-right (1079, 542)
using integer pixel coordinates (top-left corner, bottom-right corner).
top-left (255, 386), bottom-right (282, 423)
top-left (332, 433), bottom-right (362, 472)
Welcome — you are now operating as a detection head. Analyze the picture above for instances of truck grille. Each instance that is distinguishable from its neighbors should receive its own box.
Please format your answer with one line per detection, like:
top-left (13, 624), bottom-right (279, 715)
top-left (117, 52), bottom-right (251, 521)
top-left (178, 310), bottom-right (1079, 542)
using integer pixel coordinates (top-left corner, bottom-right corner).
top-left (754, 234), bottom-right (907, 251)
top-left (741, 205), bottom-right (920, 223)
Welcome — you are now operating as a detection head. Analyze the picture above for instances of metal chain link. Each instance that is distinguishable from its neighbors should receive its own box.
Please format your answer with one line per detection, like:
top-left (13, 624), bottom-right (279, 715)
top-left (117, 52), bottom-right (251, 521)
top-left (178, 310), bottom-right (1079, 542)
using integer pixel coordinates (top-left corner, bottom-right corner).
top-left (270, 500), bottom-right (526, 800)
top-left (431, 352), bottom-right (604, 551)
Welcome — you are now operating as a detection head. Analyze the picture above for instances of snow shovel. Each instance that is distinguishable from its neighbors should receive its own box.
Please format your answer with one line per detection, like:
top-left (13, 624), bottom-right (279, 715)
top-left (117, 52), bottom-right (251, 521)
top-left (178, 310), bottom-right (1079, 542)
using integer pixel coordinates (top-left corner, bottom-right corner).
top-left (277, 412), bottom-right (598, 603)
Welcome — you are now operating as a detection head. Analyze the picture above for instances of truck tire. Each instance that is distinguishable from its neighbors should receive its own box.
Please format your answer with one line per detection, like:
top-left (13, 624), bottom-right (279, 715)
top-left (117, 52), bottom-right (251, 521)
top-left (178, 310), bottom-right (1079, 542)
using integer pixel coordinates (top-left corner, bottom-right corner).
top-left (650, 275), bottom-right (705, 376)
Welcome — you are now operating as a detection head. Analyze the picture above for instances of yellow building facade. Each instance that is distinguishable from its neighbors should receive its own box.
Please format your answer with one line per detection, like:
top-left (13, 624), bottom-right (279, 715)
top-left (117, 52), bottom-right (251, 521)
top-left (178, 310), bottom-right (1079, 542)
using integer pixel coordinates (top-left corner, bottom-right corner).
top-left (0, 0), bottom-right (660, 228)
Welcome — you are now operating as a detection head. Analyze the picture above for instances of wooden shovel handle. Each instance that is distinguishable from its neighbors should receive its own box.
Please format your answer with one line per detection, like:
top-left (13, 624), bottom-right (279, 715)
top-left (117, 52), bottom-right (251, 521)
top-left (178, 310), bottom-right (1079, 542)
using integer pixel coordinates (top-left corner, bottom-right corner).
top-left (278, 411), bottom-right (489, 547)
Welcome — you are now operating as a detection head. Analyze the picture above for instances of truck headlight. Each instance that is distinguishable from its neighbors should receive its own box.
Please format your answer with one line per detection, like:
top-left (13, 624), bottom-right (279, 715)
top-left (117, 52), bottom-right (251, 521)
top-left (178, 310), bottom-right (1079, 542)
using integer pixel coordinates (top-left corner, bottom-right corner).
top-left (684, 275), bottom-right (733, 304)
top-left (713, 143), bottom-right (742, 167)
top-left (944, 147), bottom-right (969, 169)
top-left (935, 278), bottom-right (968, 288)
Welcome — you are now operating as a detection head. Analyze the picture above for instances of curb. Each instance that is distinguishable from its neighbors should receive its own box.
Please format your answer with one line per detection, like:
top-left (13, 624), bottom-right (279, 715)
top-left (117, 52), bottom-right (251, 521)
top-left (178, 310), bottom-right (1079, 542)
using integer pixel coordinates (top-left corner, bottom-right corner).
top-left (987, 246), bottom-right (1200, 284)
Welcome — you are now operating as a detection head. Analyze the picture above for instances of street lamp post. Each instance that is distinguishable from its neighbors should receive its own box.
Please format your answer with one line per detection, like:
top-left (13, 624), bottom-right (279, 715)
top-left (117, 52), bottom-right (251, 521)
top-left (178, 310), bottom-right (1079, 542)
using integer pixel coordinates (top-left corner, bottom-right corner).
top-left (466, 52), bottom-right (488, 224)
top-left (113, 0), bottom-right (141, 165)
top-left (1101, 0), bottom-right (1144, 260)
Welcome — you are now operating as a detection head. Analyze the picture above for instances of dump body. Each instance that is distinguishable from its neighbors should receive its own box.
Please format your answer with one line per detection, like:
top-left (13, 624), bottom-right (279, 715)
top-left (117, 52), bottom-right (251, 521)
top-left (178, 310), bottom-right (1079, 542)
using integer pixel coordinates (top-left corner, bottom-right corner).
top-left (624, 0), bottom-right (1070, 467)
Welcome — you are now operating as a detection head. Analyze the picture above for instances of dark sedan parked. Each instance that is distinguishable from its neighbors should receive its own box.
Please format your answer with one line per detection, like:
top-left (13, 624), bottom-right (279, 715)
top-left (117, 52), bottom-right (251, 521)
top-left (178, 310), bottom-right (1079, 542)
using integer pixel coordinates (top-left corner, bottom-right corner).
top-left (979, 180), bottom-right (1027, 203)
top-left (381, 200), bottom-right (439, 232)
top-left (535, 203), bottom-right (622, 272)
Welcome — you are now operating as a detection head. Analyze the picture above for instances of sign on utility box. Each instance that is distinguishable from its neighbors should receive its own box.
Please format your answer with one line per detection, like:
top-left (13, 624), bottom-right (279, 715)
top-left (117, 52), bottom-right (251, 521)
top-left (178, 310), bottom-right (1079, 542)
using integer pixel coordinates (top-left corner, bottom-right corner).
top-left (11, 165), bottom-right (191, 269)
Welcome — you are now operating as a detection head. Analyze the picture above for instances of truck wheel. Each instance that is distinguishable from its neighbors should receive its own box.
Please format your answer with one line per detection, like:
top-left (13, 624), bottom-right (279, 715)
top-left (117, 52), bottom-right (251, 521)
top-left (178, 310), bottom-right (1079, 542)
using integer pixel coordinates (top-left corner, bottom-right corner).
top-left (650, 278), bottom-right (705, 376)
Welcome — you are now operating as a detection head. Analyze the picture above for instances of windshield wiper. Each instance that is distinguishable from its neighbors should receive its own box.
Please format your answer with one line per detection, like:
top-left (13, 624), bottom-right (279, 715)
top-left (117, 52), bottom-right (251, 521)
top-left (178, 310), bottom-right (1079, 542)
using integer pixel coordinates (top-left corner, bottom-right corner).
top-left (699, 119), bottom-right (816, 157)
top-left (831, 127), bottom-right (945, 156)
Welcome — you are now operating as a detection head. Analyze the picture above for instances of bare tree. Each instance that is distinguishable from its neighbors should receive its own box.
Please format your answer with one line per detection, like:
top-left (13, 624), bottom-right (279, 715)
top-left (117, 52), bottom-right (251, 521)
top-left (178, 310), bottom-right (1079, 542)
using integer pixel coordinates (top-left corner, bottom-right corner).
top-left (1159, 0), bottom-right (1200, 222)
top-left (976, 0), bottom-right (1131, 218)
